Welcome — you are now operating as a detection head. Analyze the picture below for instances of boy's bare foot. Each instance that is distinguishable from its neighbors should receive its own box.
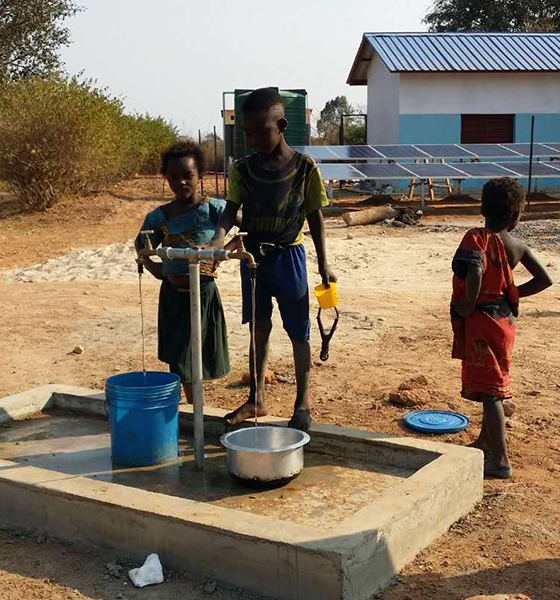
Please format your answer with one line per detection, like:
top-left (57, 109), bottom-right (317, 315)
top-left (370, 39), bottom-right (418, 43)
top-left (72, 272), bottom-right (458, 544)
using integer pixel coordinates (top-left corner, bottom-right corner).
top-left (224, 401), bottom-right (268, 425)
top-left (289, 408), bottom-right (312, 432)
top-left (503, 400), bottom-right (517, 418)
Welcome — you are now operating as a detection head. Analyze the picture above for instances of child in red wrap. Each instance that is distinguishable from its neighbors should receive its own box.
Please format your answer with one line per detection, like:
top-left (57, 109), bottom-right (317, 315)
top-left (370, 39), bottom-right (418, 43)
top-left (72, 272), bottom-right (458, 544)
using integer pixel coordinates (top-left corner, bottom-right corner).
top-left (451, 178), bottom-right (552, 479)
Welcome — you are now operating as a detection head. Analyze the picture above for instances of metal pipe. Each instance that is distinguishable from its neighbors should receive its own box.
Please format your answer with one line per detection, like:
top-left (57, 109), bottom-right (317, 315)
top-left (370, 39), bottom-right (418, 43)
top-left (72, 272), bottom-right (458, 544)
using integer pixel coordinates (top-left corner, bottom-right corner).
top-left (214, 125), bottom-right (219, 196)
top-left (527, 115), bottom-right (535, 210)
top-left (189, 261), bottom-right (205, 470)
top-left (156, 247), bottom-right (230, 262)
top-left (198, 129), bottom-right (204, 196)
top-left (222, 91), bottom-right (234, 196)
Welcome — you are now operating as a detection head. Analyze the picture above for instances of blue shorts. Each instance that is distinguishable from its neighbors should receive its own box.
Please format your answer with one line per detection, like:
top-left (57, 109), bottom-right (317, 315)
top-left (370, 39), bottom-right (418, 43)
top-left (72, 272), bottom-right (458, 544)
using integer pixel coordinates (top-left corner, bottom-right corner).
top-left (241, 244), bottom-right (310, 342)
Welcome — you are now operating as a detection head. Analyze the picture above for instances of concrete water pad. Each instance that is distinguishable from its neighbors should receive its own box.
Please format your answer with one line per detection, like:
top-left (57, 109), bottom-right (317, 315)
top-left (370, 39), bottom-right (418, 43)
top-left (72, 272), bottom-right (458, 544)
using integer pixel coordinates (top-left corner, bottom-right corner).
top-left (0, 385), bottom-right (483, 600)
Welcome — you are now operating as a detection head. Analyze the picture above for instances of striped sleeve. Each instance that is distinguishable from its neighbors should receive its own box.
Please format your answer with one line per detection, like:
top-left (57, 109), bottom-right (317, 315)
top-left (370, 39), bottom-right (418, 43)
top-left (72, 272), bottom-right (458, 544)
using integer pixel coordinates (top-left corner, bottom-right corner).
top-left (304, 157), bottom-right (329, 214)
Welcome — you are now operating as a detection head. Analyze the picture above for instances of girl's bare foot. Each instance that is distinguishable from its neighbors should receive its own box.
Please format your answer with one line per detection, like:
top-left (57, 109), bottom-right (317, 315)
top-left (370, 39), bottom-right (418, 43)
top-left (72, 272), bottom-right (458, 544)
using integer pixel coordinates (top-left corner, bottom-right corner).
top-left (224, 401), bottom-right (268, 425)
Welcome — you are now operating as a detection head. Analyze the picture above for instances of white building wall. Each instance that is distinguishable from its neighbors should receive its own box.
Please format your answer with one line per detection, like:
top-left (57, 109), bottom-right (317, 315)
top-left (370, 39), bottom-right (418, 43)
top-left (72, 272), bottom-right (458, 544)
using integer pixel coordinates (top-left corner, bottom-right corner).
top-left (399, 71), bottom-right (560, 115)
top-left (367, 54), bottom-right (400, 143)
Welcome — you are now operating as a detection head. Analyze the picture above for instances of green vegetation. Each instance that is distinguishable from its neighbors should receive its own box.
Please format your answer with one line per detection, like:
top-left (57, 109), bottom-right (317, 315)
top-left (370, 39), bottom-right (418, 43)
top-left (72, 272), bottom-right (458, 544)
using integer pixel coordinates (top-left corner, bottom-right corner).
top-left (425, 0), bottom-right (560, 32)
top-left (0, 77), bottom-right (178, 211)
top-left (0, 0), bottom-right (81, 81)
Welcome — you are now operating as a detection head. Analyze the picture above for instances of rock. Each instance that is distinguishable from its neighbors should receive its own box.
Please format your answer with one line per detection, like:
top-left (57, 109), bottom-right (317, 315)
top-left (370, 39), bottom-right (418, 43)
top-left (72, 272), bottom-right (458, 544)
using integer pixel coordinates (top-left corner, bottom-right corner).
top-left (346, 233), bottom-right (354, 240)
top-left (72, 345), bottom-right (84, 355)
top-left (276, 373), bottom-right (295, 384)
top-left (241, 370), bottom-right (276, 386)
top-left (398, 375), bottom-right (430, 391)
top-left (106, 559), bottom-right (122, 577)
top-left (203, 580), bottom-right (218, 595)
top-left (503, 400), bottom-right (517, 417)
top-left (36, 534), bottom-right (47, 544)
top-left (465, 595), bottom-right (533, 600)
top-left (388, 389), bottom-right (429, 408)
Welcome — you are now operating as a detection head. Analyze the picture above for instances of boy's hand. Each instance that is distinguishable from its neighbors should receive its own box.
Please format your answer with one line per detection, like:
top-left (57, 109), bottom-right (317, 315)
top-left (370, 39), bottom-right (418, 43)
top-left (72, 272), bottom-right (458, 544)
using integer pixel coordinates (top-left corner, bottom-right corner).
top-left (319, 264), bottom-right (337, 287)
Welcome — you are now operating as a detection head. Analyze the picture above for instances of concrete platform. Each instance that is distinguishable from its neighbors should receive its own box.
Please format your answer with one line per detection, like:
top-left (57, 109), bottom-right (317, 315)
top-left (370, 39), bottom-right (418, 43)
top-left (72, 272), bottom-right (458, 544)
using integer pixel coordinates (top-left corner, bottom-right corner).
top-left (0, 385), bottom-right (483, 600)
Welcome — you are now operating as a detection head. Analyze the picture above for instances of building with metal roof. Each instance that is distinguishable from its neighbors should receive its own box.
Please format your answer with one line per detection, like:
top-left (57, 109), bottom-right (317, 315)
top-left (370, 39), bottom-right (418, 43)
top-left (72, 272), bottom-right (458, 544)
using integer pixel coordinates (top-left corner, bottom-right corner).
top-left (347, 32), bottom-right (560, 170)
top-left (348, 33), bottom-right (560, 83)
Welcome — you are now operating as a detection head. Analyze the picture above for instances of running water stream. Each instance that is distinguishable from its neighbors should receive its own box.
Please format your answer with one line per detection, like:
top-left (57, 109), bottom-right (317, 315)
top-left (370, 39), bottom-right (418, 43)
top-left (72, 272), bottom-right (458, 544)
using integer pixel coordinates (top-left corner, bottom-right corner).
top-left (250, 276), bottom-right (258, 447)
top-left (138, 271), bottom-right (147, 379)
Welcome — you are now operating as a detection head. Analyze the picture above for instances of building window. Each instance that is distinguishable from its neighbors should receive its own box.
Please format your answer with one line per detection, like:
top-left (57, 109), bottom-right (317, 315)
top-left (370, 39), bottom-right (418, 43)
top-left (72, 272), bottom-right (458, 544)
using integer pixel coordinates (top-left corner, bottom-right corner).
top-left (461, 114), bottom-right (514, 144)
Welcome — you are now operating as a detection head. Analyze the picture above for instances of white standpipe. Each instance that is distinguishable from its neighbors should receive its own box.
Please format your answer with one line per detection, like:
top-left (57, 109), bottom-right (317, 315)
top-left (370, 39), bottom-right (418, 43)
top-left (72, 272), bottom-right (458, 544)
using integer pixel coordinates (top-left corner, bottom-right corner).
top-left (141, 242), bottom-right (255, 471)
top-left (188, 260), bottom-right (205, 470)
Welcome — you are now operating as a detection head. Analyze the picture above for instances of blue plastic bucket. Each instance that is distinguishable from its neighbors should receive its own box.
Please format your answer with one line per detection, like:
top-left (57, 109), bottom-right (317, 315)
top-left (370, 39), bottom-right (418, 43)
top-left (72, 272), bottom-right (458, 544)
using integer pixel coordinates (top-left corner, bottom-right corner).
top-left (105, 371), bottom-right (181, 467)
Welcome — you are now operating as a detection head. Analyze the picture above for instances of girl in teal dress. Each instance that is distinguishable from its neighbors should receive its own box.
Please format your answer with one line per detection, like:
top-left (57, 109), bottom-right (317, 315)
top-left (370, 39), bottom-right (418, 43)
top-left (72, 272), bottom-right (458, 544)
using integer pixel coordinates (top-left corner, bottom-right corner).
top-left (135, 139), bottom-right (231, 402)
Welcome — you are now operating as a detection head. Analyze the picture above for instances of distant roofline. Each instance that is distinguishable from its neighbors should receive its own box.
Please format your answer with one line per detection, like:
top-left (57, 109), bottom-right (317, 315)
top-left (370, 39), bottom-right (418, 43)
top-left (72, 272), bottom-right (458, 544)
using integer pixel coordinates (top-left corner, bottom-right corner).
top-left (362, 31), bottom-right (560, 35)
top-left (347, 31), bottom-right (560, 85)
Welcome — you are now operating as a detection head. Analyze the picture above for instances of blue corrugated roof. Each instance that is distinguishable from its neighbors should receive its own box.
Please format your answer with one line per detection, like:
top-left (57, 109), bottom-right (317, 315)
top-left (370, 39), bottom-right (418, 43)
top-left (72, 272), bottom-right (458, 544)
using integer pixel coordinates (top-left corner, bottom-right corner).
top-left (347, 32), bottom-right (560, 84)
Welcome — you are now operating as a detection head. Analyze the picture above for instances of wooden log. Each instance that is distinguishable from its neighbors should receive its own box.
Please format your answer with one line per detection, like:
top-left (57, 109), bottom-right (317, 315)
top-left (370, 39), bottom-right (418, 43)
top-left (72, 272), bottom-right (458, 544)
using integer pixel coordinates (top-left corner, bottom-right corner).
top-left (341, 204), bottom-right (398, 227)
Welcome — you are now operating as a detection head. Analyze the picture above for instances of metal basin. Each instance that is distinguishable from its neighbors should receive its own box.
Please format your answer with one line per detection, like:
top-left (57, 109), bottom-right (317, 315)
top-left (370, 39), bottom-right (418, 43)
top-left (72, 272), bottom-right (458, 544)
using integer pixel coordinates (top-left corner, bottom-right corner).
top-left (220, 426), bottom-right (310, 484)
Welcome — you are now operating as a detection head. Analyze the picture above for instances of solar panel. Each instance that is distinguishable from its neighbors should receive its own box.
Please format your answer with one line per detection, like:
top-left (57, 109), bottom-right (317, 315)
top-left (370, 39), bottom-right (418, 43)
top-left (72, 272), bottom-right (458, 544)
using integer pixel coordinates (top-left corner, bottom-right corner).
top-left (292, 146), bottom-right (338, 160)
top-left (460, 144), bottom-right (521, 158)
top-left (499, 144), bottom-right (560, 158)
top-left (449, 162), bottom-right (521, 178)
top-left (415, 144), bottom-right (476, 158)
top-left (541, 143), bottom-right (560, 155)
top-left (371, 145), bottom-right (430, 159)
top-left (500, 162), bottom-right (560, 177)
top-left (328, 145), bottom-right (384, 160)
top-left (318, 164), bottom-right (366, 180)
top-left (355, 163), bottom-right (416, 179)
top-left (406, 163), bottom-right (469, 179)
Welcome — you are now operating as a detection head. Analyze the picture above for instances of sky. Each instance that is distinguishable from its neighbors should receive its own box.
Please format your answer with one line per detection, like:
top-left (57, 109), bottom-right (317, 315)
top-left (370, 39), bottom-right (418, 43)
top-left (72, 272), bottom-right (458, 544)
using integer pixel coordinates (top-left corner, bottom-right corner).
top-left (59, 0), bottom-right (432, 136)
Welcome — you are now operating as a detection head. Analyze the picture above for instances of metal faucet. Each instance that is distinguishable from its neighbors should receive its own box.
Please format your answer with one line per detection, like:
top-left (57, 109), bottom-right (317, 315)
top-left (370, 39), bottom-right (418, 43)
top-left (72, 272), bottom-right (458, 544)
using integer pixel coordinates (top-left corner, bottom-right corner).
top-left (226, 232), bottom-right (257, 277)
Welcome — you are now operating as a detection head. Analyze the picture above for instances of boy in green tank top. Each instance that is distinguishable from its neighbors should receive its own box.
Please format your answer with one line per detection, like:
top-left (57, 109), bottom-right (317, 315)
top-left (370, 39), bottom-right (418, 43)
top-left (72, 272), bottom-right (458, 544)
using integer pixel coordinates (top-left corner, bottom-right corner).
top-left (207, 88), bottom-right (336, 431)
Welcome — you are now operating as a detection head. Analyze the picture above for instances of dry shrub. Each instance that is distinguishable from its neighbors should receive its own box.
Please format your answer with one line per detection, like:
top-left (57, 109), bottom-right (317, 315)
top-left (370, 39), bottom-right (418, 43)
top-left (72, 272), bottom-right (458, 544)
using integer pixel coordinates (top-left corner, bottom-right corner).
top-left (0, 77), bottom-right (177, 211)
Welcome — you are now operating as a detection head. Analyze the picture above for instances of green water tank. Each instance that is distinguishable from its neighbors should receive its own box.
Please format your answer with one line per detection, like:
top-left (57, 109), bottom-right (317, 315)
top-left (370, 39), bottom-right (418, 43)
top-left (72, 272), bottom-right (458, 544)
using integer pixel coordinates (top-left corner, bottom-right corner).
top-left (233, 88), bottom-right (308, 159)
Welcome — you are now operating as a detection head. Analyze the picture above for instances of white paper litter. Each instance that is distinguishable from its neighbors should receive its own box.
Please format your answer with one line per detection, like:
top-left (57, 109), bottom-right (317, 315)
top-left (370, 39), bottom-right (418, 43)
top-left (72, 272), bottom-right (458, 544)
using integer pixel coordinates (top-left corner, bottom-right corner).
top-left (128, 553), bottom-right (164, 588)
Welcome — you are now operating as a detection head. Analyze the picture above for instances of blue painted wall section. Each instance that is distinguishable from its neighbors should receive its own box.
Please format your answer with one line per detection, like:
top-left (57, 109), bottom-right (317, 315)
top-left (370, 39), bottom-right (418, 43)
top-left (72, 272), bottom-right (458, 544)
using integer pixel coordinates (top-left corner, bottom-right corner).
top-left (399, 114), bottom-right (461, 144)
top-left (516, 114), bottom-right (560, 188)
top-left (515, 114), bottom-right (560, 143)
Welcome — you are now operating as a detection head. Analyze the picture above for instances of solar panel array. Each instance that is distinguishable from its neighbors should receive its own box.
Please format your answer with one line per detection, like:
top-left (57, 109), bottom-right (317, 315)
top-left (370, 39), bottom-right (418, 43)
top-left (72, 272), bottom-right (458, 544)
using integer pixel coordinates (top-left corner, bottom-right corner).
top-left (318, 161), bottom-right (560, 182)
top-left (292, 143), bottom-right (560, 161)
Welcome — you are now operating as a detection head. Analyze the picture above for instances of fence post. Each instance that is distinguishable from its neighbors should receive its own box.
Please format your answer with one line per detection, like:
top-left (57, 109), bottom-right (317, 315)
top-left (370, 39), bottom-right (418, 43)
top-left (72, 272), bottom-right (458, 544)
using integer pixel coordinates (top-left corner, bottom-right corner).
top-left (214, 126), bottom-right (219, 196)
top-left (198, 129), bottom-right (204, 195)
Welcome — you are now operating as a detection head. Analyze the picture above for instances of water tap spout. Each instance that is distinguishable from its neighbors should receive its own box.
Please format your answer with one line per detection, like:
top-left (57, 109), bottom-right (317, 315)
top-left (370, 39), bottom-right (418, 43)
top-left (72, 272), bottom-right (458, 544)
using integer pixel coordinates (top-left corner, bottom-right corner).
top-left (227, 233), bottom-right (257, 277)
top-left (137, 230), bottom-right (156, 260)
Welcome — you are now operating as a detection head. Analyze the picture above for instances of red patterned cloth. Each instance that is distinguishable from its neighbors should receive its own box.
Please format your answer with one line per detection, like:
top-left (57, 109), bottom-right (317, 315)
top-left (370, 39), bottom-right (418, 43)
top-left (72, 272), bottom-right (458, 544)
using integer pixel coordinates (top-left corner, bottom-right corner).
top-left (451, 228), bottom-right (519, 401)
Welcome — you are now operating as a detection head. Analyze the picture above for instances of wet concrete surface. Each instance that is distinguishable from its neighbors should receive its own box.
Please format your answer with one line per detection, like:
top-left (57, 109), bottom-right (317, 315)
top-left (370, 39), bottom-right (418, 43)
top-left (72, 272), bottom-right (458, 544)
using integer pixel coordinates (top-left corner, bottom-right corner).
top-left (0, 413), bottom-right (415, 530)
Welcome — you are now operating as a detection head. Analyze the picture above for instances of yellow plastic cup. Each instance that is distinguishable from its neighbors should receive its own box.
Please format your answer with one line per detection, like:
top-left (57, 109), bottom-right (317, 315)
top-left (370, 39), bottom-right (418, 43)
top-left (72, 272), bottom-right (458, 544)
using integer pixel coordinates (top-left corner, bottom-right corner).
top-left (314, 282), bottom-right (339, 309)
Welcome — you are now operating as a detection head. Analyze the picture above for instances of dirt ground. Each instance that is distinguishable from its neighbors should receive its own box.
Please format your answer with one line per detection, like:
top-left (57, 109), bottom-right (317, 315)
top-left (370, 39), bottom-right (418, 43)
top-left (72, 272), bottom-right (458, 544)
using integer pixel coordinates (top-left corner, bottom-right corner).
top-left (1, 177), bottom-right (560, 600)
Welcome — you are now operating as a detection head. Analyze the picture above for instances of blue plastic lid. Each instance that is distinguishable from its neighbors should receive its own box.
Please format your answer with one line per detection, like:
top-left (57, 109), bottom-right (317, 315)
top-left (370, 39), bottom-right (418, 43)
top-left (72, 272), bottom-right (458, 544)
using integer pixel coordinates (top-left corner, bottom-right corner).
top-left (404, 410), bottom-right (469, 434)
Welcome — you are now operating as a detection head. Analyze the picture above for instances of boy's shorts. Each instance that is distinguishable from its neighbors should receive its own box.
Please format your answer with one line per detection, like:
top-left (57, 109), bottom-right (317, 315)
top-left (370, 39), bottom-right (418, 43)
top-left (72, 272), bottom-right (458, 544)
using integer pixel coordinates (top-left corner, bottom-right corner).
top-left (241, 244), bottom-right (310, 342)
